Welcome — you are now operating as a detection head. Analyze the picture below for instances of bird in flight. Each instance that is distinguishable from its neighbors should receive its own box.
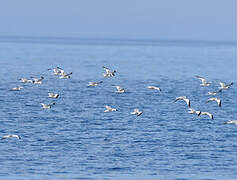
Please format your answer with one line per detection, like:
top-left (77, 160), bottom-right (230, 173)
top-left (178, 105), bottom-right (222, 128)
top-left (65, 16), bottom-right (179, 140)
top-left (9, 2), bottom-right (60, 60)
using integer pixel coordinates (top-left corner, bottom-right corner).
top-left (131, 109), bottom-right (143, 116)
top-left (59, 72), bottom-right (72, 79)
top-left (1, 134), bottom-right (21, 140)
top-left (224, 120), bottom-right (237, 124)
top-left (199, 111), bottom-right (214, 120)
top-left (104, 105), bottom-right (117, 112)
top-left (207, 89), bottom-right (222, 95)
top-left (147, 86), bottom-right (162, 92)
top-left (206, 97), bottom-right (222, 107)
top-left (102, 66), bottom-right (116, 77)
top-left (10, 86), bottom-right (23, 91)
top-left (112, 85), bottom-right (125, 93)
top-left (219, 82), bottom-right (234, 90)
top-left (195, 75), bottom-right (211, 86)
top-left (174, 96), bottom-right (191, 108)
top-left (41, 102), bottom-right (56, 109)
top-left (88, 81), bottom-right (103, 86)
top-left (48, 93), bottom-right (59, 98)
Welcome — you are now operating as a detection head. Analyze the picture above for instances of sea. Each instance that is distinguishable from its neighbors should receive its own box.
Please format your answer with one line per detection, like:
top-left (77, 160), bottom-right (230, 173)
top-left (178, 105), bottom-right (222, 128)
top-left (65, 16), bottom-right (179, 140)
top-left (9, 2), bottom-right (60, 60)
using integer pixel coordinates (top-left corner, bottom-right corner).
top-left (0, 37), bottom-right (237, 180)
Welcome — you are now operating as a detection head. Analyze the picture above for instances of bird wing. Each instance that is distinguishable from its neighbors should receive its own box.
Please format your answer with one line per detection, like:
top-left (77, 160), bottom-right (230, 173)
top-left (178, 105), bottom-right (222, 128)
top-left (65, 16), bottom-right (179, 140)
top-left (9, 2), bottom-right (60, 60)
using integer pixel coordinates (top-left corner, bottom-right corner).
top-left (103, 66), bottom-right (111, 74)
top-left (219, 82), bottom-right (225, 88)
top-left (105, 105), bottom-right (111, 110)
top-left (137, 111), bottom-right (143, 116)
top-left (207, 112), bottom-right (213, 119)
top-left (184, 98), bottom-right (190, 107)
top-left (147, 86), bottom-right (154, 89)
top-left (174, 96), bottom-right (186, 102)
top-left (116, 86), bottom-right (122, 91)
top-left (66, 72), bottom-right (72, 76)
top-left (196, 76), bottom-right (207, 83)
top-left (207, 98), bottom-right (215, 102)
top-left (201, 112), bottom-right (213, 119)
top-left (217, 99), bottom-right (221, 107)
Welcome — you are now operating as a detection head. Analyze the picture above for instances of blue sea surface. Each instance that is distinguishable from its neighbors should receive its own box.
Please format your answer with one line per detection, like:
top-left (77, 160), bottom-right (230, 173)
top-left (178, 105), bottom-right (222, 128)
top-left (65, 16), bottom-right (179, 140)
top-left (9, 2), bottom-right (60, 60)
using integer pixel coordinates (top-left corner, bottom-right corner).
top-left (0, 37), bottom-right (237, 180)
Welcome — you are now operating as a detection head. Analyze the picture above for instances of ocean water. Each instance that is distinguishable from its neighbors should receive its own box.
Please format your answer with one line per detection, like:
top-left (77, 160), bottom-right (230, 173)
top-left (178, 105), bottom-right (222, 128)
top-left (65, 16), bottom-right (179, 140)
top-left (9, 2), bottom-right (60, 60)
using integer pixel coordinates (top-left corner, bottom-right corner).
top-left (0, 37), bottom-right (237, 180)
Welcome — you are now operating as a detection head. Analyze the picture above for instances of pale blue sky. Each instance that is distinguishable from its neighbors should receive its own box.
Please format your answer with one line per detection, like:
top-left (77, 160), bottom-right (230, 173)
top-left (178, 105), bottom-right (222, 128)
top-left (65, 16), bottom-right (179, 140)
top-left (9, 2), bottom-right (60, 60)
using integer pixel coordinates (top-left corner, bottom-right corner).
top-left (1, 0), bottom-right (237, 41)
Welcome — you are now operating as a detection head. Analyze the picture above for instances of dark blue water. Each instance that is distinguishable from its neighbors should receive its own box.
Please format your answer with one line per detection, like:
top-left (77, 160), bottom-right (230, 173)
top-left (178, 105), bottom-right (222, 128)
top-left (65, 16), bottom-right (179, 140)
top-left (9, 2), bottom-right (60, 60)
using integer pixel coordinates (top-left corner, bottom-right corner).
top-left (0, 37), bottom-right (237, 180)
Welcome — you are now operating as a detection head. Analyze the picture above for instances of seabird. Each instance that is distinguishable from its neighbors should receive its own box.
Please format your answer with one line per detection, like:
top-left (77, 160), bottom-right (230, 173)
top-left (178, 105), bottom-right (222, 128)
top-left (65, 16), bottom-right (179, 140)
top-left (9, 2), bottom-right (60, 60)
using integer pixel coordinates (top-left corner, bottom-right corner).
top-left (41, 102), bottom-right (56, 109)
top-left (59, 72), bottom-right (72, 79)
top-left (199, 111), bottom-right (214, 120)
top-left (207, 89), bottom-right (222, 95)
top-left (48, 67), bottom-right (65, 76)
top-left (224, 120), bottom-right (237, 124)
top-left (206, 97), bottom-right (221, 107)
top-left (103, 66), bottom-right (116, 77)
top-left (18, 78), bottom-right (33, 83)
top-left (219, 82), bottom-right (234, 90)
top-left (104, 105), bottom-right (117, 112)
top-left (147, 86), bottom-right (161, 92)
top-left (174, 96), bottom-right (191, 108)
top-left (131, 109), bottom-right (143, 116)
top-left (188, 108), bottom-right (201, 116)
top-left (88, 81), bottom-right (103, 86)
top-left (32, 76), bottom-right (44, 84)
top-left (48, 93), bottom-right (59, 98)
top-left (112, 85), bottom-right (125, 93)
top-left (10, 86), bottom-right (23, 91)
top-left (195, 75), bottom-right (211, 86)
top-left (1, 134), bottom-right (21, 140)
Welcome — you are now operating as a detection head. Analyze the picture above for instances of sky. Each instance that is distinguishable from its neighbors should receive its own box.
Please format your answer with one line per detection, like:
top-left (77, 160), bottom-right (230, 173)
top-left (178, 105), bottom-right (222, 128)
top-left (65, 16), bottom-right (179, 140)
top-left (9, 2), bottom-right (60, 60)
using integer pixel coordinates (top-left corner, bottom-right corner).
top-left (0, 0), bottom-right (237, 41)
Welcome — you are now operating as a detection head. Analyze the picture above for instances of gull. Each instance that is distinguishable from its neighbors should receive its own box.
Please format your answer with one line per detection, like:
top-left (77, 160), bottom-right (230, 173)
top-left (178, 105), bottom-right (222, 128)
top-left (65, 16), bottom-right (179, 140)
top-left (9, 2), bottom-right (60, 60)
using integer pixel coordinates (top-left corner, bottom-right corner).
top-left (147, 86), bottom-right (162, 92)
top-left (199, 112), bottom-right (214, 120)
top-left (32, 76), bottom-right (44, 84)
top-left (18, 78), bottom-right (33, 83)
top-left (48, 93), bottom-right (59, 98)
top-left (10, 86), bottom-right (23, 91)
top-left (48, 67), bottom-right (65, 76)
top-left (41, 102), bottom-right (56, 109)
top-left (219, 82), bottom-right (234, 90)
top-left (88, 81), bottom-right (103, 86)
top-left (104, 105), bottom-right (117, 112)
top-left (206, 97), bottom-right (221, 107)
top-left (207, 89), bottom-right (222, 95)
top-left (103, 66), bottom-right (116, 77)
top-left (174, 96), bottom-right (191, 108)
top-left (195, 75), bottom-right (211, 86)
top-left (1, 134), bottom-right (21, 140)
top-left (131, 109), bottom-right (143, 116)
top-left (188, 108), bottom-right (201, 116)
top-left (112, 85), bottom-right (125, 93)
top-left (224, 120), bottom-right (237, 124)
top-left (59, 72), bottom-right (72, 79)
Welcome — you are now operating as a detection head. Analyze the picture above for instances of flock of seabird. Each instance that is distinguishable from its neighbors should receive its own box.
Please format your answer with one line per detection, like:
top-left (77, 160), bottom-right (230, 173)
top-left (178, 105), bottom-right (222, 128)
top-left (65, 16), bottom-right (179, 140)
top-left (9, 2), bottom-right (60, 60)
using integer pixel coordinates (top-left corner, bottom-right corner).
top-left (3, 67), bottom-right (71, 140)
top-left (175, 75), bottom-right (234, 121)
top-left (2, 67), bottom-right (236, 140)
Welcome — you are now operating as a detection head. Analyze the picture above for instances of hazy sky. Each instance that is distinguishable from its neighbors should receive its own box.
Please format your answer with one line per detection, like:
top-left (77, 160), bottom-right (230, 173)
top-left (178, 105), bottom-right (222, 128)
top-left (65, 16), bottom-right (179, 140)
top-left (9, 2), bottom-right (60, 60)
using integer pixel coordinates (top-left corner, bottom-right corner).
top-left (1, 0), bottom-right (237, 41)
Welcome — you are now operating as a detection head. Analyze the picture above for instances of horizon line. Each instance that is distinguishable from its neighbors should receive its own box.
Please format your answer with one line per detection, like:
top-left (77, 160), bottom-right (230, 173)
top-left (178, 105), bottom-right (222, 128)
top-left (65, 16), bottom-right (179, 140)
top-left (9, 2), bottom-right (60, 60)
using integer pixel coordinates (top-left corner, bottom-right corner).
top-left (0, 35), bottom-right (237, 45)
